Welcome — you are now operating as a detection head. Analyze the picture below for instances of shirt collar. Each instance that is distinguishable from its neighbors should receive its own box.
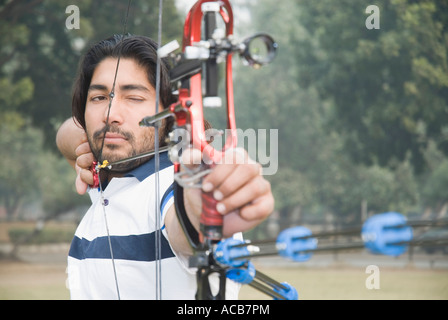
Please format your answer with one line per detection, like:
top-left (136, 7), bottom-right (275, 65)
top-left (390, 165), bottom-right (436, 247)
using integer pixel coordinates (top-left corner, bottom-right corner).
top-left (124, 151), bottom-right (172, 182)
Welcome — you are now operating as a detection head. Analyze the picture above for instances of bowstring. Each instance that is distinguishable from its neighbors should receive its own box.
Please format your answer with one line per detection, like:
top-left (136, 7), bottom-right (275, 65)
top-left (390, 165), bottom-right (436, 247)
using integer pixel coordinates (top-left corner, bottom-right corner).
top-left (96, 0), bottom-right (133, 300)
top-left (154, 0), bottom-right (164, 301)
top-left (97, 0), bottom-right (166, 300)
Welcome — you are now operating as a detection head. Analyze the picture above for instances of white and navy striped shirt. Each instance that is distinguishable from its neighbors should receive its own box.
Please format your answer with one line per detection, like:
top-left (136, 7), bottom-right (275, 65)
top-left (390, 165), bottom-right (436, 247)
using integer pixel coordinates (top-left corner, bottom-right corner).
top-left (67, 152), bottom-right (240, 300)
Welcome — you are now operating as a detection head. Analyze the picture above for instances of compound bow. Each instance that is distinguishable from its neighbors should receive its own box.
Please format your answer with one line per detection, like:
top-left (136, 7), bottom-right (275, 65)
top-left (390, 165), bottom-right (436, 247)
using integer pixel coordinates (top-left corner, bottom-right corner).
top-left (91, 0), bottom-right (281, 300)
top-left (91, 0), bottom-right (448, 301)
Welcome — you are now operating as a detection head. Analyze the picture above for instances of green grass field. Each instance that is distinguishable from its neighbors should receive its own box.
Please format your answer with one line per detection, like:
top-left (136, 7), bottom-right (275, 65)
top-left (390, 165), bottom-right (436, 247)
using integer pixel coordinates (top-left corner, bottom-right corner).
top-left (1, 222), bottom-right (447, 300)
top-left (239, 266), bottom-right (448, 300)
top-left (1, 261), bottom-right (447, 300)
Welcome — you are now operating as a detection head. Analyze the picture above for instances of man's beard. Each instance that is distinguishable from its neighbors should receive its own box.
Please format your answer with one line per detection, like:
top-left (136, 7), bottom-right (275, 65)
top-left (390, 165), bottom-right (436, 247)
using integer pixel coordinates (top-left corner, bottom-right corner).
top-left (87, 124), bottom-right (157, 173)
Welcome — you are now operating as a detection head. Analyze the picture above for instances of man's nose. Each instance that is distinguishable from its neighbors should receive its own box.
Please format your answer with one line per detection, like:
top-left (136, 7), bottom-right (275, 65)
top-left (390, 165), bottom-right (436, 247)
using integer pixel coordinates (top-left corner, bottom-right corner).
top-left (104, 95), bottom-right (124, 125)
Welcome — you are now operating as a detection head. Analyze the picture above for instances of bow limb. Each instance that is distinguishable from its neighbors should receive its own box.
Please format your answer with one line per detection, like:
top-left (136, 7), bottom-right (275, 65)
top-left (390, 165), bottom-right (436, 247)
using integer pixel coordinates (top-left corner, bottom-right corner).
top-left (181, 0), bottom-right (237, 161)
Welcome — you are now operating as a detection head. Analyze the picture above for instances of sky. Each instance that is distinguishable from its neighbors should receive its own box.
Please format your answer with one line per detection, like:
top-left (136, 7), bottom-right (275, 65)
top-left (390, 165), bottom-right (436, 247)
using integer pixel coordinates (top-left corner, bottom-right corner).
top-left (175, 0), bottom-right (198, 13)
top-left (175, 0), bottom-right (253, 36)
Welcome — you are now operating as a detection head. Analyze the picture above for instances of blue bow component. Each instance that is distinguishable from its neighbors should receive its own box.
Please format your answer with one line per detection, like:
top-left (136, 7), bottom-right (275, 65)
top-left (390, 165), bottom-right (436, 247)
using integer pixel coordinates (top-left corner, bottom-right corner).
top-left (362, 212), bottom-right (413, 256)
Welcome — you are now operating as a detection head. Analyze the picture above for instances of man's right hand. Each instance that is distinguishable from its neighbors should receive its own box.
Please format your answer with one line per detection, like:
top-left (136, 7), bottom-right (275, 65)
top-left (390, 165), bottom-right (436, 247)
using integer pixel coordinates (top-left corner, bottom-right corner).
top-left (75, 140), bottom-right (95, 195)
top-left (56, 118), bottom-right (96, 195)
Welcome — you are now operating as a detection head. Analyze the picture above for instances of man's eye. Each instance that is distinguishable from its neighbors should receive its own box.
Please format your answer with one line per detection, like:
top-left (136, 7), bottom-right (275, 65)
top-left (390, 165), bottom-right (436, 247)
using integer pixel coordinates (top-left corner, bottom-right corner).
top-left (128, 96), bottom-right (144, 102)
top-left (91, 95), bottom-right (107, 102)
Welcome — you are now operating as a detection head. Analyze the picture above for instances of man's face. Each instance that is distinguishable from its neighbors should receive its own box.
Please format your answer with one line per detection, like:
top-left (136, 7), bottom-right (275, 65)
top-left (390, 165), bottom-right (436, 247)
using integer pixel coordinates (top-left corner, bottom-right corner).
top-left (85, 57), bottom-right (159, 172)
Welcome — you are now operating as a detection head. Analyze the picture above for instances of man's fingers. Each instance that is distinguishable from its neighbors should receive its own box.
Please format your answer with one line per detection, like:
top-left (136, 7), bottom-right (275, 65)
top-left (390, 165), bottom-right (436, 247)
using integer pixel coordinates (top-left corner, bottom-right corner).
top-left (180, 147), bottom-right (203, 170)
top-left (202, 163), bottom-right (235, 193)
top-left (80, 168), bottom-right (95, 186)
top-left (76, 152), bottom-right (95, 170)
top-left (73, 139), bottom-right (96, 189)
top-left (201, 148), bottom-right (257, 192)
top-left (215, 176), bottom-right (271, 215)
top-left (75, 161), bottom-right (95, 189)
top-left (75, 140), bottom-right (94, 169)
top-left (222, 193), bottom-right (274, 237)
top-left (238, 193), bottom-right (274, 221)
top-left (75, 171), bottom-right (88, 195)
top-left (211, 162), bottom-right (262, 200)
top-left (75, 140), bottom-right (90, 157)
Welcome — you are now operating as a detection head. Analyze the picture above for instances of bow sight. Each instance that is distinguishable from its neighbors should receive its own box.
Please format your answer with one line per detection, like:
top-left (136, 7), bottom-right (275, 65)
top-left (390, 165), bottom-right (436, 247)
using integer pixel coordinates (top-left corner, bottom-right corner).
top-left (179, 30), bottom-right (277, 108)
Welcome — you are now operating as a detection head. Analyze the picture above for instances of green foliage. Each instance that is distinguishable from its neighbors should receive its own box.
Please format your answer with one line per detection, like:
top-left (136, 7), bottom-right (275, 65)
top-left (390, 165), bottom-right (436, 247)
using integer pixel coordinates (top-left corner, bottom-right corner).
top-left (8, 227), bottom-right (76, 244)
top-left (38, 152), bottom-right (90, 217)
top-left (231, 0), bottom-right (446, 222)
top-left (295, 0), bottom-right (448, 172)
top-left (422, 159), bottom-right (448, 207)
top-left (0, 78), bottom-right (34, 109)
top-left (269, 168), bottom-right (315, 210)
top-left (0, 116), bottom-right (44, 218)
top-left (0, 111), bottom-right (89, 219)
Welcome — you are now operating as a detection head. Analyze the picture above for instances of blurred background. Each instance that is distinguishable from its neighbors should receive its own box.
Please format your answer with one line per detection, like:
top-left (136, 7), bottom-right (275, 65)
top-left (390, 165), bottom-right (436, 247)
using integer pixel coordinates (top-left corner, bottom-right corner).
top-left (0, 0), bottom-right (447, 299)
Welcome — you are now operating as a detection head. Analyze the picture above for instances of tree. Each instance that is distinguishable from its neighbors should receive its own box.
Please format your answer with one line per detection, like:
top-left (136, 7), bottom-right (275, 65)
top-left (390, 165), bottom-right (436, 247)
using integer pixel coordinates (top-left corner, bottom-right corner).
top-left (230, 0), bottom-right (427, 223)
top-left (0, 114), bottom-right (42, 219)
top-left (38, 150), bottom-right (90, 218)
top-left (295, 0), bottom-right (448, 173)
top-left (1, 0), bottom-right (183, 149)
top-left (420, 140), bottom-right (448, 215)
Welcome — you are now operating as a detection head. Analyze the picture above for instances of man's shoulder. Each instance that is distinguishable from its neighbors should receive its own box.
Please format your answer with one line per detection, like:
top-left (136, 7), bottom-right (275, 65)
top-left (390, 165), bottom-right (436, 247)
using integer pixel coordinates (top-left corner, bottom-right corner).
top-left (125, 152), bottom-right (173, 182)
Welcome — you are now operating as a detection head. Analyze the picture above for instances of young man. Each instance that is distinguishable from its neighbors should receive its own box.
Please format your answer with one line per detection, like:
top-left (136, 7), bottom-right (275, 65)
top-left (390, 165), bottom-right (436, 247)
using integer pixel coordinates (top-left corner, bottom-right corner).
top-left (56, 35), bottom-right (274, 299)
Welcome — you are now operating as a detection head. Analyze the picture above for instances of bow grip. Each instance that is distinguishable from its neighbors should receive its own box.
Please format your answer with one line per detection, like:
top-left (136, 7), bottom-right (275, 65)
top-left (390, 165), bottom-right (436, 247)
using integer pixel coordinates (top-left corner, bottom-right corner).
top-left (200, 190), bottom-right (223, 242)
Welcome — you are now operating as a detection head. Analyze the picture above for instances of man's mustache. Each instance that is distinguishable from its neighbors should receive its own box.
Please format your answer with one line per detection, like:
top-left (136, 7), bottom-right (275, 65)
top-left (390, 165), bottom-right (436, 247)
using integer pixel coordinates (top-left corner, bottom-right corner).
top-left (93, 125), bottom-right (134, 141)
